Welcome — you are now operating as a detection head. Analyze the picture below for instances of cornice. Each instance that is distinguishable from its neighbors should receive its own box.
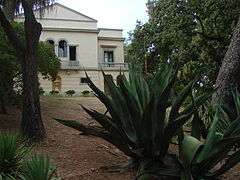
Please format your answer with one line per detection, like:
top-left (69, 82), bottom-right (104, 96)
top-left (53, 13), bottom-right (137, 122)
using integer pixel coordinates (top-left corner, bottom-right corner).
top-left (43, 27), bottom-right (99, 33)
top-left (98, 37), bottom-right (125, 41)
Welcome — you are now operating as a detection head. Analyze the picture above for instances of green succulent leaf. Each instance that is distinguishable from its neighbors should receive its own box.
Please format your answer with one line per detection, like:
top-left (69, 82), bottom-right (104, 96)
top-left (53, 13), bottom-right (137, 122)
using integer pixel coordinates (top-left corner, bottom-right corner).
top-left (169, 80), bottom-right (196, 122)
top-left (54, 118), bottom-right (136, 158)
top-left (203, 150), bottom-right (240, 178)
top-left (103, 71), bottom-right (137, 141)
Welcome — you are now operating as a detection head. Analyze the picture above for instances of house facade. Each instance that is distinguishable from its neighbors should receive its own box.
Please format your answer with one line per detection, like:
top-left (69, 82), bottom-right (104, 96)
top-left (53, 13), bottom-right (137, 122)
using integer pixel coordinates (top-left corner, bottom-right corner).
top-left (15, 3), bottom-right (127, 94)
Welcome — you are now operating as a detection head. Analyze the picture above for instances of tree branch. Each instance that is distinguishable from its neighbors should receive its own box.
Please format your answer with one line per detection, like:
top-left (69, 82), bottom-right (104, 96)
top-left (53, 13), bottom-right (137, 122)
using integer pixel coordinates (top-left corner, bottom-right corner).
top-left (22, 0), bottom-right (42, 48)
top-left (194, 31), bottom-right (227, 46)
top-left (193, 14), bottom-right (227, 46)
top-left (0, 7), bottom-right (25, 52)
top-left (195, 15), bottom-right (205, 34)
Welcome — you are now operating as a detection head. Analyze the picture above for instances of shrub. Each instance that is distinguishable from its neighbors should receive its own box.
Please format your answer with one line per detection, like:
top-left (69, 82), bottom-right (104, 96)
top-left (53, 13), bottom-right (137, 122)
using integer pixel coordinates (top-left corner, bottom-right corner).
top-left (55, 64), bottom-right (211, 179)
top-left (39, 87), bottom-right (45, 95)
top-left (49, 90), bottom-right (59, 95)
top-left (0, 131), bottom-right (60, 180)
top-left (20, 154), bottom-right (59, 180)
top-left (181, 104), bottom-right (240, 179)
top-left (65, 90), bottom-right (75, 97)
top-left (0, 132), bottom-right (33, 179)
top-left (82, 90), bottom-right (89, 95)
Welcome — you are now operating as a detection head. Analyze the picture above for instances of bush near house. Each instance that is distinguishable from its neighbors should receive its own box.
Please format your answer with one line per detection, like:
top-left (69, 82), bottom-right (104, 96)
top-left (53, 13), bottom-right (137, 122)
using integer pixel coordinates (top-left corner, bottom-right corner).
top-left (65, 90), bottom-right (75, 97)
top-left (49, 90), bottom-right (59, 96)
top-left (39, 87), bottom-right (45, 95)
top-left (82, 90), bottom-right (90, 95)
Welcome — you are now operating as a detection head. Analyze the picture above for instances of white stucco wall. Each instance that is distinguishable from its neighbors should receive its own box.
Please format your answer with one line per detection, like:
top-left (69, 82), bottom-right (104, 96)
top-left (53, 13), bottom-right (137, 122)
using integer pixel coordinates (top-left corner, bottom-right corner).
top-left (39, 69), bottom-right (128, 93)
top-left (39, 70), bottom-right (99, 93)
top-left (98, 29), bottom-right (123, 38)
top-left (40, 30), bottom-right (98, 68)
top-left (98, 39), bottom-right (124, 64)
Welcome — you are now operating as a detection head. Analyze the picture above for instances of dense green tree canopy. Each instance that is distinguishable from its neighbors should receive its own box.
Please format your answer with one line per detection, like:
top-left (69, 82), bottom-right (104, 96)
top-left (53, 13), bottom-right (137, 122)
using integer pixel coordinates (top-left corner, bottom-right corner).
top-left (127, 0), bottom-right (240, 85)
top-left (0, 22), bottom-right (60, 113)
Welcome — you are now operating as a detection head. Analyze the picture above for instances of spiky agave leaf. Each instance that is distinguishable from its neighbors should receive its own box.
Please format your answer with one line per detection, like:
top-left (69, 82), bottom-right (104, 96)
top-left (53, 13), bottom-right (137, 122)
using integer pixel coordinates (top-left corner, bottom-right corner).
top-left (102, 70), bottom-right (137, 142)
top-left (0, 131), bottom-right (33, 179)
top-left (54, 118), bottom-right (136, 158)
top-left (20, 154), bottom-right (60, 180)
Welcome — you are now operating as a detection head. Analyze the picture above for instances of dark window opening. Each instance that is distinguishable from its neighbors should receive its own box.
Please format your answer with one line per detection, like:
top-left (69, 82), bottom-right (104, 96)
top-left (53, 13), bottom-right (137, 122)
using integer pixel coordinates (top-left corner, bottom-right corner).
top-left (69, 46), bottom-right (76, 61)
top-left (47, 40), bottom-right (54, 46)
top-left (46, 40), bottom-right (55, 52)
top-left (80, 77), bottom-right (89, 83)
top-left (58, 40), bottom-right (67, 57)
top-left (104, 51), bottom-right (113, 62)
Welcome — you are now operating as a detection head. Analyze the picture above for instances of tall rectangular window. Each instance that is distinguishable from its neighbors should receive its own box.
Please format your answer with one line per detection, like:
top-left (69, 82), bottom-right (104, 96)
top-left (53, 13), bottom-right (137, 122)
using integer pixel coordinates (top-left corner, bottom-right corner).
top-left (58, 40), bottom-right (67, 57)
top-left (69, 46), bottom-right (76, 61)
top-left (104, 51), bottom-right (113, 62)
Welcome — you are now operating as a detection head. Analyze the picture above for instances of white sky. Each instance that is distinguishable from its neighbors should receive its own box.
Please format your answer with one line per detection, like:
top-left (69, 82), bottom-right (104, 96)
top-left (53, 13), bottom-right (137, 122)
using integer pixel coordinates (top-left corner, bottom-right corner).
top-left (58, 0), bottom-right (149, 38)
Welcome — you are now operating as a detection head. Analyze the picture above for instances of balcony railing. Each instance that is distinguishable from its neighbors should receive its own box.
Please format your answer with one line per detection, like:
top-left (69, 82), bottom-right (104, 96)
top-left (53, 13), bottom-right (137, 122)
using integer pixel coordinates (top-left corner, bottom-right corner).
top-left (61, 60), bottom-right (80, 69)
top-left (99, 62), bottom-right (128, 70)
top-left (60, 61), bottom-right (128, 70)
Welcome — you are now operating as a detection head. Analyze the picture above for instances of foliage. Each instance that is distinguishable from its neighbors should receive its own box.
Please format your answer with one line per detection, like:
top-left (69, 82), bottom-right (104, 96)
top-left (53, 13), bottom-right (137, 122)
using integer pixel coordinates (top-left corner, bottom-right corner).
top-left (181, 104), bottom-right (240, 180)
top-left (127, 0), bottom-right (240, 86)
top-left (39, 87), bottom-right (45, 95)
top-left (0, 131), bottom-right (33, 179)
top-left (49, 90), bottom-right (59, 95)
top-left (216, 90), bottom-right (240, 134)
top-left (82, 90), bottom-right (89, 95)
top-left (55, 65), bottom-right (212, 179)
top-left (20, 154), bottom-right (60, 180)
top-left (65, 90), bottom-right (75, 97)
top-left (37, 41), bottom-right (60, 81)
top-left (0, 22), bottom-right (23, 114)
top-left (0, 22), bottom-right (60, 113)
top-left (0, 131), bottom-right (59, 180)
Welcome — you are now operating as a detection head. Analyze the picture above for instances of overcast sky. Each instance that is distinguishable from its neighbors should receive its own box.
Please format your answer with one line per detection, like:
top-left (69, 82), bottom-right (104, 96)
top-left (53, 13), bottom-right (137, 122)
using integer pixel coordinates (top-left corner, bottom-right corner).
top-left (58, 0), bottom-right (149, 38)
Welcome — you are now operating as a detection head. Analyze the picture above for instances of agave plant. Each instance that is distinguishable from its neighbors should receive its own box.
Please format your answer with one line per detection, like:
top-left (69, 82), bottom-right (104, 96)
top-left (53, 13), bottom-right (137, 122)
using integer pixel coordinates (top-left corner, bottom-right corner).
top-left (55, 64), bottom-right (211, 179)
top-left (181, 104), bottom-right (240, 180)
top-left (20, 154), bottom-right (60, 180)
top-left (215, 90), bottom-right (240, 134)
top-left (0, 131), bottom-right (33, 179)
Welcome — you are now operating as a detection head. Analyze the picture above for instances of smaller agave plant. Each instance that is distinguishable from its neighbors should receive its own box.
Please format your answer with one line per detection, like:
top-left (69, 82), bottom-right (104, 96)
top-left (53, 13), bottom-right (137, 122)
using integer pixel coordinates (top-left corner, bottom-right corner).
top-left (0, 131), bottom-right (33, 179)
top-left (181, 91), bottom-right (240, 180)
top-left (20, 154), bottom-right (61, 180)
top-left (55, 64), bottom-right (211, 179)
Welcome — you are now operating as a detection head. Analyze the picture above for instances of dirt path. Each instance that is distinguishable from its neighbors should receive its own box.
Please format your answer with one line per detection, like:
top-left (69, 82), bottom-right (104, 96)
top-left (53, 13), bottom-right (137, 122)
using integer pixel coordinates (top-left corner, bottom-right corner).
top-left (0, 97), bottom-right (135, 180)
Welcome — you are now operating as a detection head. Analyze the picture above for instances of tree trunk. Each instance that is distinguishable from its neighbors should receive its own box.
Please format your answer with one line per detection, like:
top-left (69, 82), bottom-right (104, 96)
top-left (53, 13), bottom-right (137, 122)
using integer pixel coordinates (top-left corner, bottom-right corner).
top-left (212, 17), bottom-right (240, 114)
top-left (0, 97), bottom-right (7, 114)
top-left (0, 1), bottom-right (46, 142)
top-left (20, 0), bottom-right (46, 141)
top-left (20, 53), bottom-right (45, 141)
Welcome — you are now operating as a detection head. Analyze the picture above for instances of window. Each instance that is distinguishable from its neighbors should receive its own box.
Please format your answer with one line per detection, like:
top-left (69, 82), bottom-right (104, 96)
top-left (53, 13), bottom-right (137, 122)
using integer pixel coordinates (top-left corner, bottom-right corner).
top-left (46, 40), bottom-right (55, 52)
top-left (69, 46), bottom-right (76, 61)
top-left (104, 51), bottom-right (113, 62)
top-left (80, 77), bottom-right (89, 84)
top-left (58, 40), bottom-right (67, 57)
top-left (46, 40), bottom-right (55, 46)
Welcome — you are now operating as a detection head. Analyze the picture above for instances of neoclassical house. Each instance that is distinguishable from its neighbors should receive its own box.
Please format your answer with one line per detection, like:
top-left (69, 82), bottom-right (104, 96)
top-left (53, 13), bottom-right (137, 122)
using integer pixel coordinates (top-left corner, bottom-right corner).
top-left (15, 3), bottom-right (127, 94)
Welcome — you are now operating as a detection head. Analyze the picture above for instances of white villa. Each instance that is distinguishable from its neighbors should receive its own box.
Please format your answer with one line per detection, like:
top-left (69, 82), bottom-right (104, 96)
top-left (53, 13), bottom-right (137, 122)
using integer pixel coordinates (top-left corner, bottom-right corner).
top-left (15, 3), bottom-right (128, 94)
